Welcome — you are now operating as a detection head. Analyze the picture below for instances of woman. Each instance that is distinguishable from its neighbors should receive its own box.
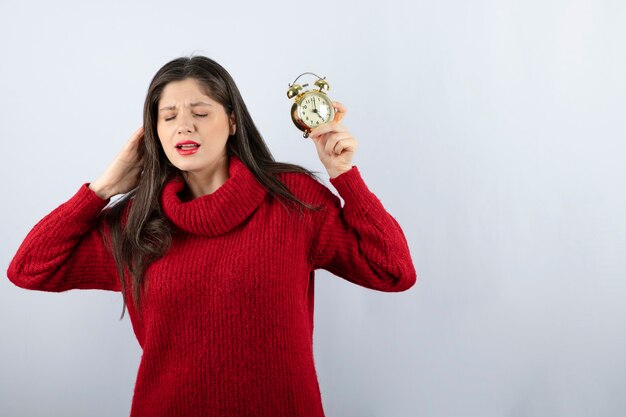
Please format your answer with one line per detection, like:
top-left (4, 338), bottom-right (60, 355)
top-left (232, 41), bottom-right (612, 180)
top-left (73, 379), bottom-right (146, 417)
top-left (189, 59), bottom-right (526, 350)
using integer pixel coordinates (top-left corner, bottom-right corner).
top-left (7, 56), bottom-right (416, 417)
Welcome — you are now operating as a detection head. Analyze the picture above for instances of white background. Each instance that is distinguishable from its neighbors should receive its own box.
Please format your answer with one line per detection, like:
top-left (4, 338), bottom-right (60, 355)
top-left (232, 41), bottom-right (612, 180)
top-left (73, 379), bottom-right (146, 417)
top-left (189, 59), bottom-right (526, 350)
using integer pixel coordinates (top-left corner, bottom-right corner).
top-left (1, 0), bottom-right (625, 416)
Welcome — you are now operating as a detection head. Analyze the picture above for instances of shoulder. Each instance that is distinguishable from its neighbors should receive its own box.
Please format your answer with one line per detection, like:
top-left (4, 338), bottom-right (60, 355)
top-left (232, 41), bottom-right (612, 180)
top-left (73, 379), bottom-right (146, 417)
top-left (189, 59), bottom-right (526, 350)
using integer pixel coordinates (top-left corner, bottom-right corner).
top-left (275, 170), bottom-right (340, 207)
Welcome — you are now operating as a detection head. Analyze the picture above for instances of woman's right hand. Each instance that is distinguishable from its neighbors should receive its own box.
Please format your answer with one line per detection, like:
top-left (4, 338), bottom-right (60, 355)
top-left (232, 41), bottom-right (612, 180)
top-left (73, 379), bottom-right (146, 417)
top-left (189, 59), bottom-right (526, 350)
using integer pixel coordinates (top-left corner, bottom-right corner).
top-left (88, 126), bottom-right (145, 200)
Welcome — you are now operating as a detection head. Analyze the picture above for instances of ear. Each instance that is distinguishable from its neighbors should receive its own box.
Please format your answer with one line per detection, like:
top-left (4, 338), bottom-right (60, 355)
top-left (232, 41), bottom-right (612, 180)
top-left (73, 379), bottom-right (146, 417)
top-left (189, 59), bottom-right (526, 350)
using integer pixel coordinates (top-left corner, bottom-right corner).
top-left (229, 112), bottom-right (236, 135)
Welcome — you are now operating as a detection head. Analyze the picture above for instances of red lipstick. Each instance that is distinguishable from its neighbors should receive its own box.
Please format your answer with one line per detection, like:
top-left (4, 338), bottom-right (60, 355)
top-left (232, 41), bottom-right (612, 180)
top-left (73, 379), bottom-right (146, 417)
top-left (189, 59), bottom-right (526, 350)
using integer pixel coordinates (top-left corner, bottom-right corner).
top-left (175, 140), bottom-right (200, 156)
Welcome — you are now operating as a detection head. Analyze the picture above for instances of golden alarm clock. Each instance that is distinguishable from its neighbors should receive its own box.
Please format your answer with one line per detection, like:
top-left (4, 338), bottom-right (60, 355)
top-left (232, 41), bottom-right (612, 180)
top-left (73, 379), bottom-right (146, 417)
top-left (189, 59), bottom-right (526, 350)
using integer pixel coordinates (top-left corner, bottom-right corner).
top-left (287, 72), bottom-right (335, 138)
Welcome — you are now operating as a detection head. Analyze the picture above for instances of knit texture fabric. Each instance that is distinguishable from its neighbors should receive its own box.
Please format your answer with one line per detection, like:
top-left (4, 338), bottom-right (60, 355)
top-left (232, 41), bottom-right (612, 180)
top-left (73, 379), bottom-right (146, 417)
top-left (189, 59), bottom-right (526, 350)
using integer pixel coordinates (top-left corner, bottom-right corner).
top-left (7, 154), bottom-right (416, 416)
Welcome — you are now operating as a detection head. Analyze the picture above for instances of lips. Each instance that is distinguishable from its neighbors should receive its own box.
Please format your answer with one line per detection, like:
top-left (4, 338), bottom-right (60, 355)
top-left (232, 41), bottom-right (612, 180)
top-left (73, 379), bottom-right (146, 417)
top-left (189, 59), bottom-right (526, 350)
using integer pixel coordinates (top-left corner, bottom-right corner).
top-left (175, 140), bottom-right (200, 149)
top-left (175, 140), bottom-right (200, 155)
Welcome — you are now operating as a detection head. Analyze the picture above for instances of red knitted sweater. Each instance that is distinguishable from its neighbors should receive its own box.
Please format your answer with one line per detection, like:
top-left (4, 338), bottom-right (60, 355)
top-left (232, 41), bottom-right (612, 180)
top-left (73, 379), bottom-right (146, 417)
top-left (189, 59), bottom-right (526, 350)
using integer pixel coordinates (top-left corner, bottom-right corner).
top-left (7, 154), bottom-right (416, 416)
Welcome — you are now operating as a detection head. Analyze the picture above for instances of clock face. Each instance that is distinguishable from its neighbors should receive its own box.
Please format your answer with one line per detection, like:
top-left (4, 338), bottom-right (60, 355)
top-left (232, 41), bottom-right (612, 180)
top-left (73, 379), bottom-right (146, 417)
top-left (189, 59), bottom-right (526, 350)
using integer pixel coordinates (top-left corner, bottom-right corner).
top-left (298, 92), bottom-right (335, 128)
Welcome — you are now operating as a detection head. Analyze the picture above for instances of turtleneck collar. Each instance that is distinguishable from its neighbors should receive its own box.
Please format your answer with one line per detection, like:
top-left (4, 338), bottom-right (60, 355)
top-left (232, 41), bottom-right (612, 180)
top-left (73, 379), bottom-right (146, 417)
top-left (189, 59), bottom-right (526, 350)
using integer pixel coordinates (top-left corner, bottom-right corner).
top-left (160, 155), bottom-right (268, 236)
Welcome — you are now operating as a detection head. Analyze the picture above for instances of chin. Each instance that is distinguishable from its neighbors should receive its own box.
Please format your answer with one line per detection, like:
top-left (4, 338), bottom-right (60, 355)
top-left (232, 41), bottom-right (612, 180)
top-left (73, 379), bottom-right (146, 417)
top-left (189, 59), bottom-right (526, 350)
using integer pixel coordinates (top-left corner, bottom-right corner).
top-left (173, 161), bottom-right (204, 173)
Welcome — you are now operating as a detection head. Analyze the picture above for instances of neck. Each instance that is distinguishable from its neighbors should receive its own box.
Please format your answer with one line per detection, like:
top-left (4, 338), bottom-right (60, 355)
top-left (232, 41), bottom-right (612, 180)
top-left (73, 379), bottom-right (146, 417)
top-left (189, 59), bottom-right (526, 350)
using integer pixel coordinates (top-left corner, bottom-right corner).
top-left (182, 154), bottom-right (230, 200)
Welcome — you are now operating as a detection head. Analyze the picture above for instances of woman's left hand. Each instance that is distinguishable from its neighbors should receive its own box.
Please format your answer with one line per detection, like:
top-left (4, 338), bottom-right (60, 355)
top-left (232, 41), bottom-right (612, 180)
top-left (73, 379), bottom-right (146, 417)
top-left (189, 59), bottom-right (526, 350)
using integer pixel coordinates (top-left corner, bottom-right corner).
top-left (309, 101), bottom-right (358, 178)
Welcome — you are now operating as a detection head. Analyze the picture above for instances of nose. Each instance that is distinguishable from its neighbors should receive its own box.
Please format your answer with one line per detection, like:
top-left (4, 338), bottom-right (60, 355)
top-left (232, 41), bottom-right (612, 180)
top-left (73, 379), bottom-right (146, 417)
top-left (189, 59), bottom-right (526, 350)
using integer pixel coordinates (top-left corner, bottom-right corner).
top-left (177, 126), bottom-right (192, 134)
top-left (176, 114), bottom-right (194, 134)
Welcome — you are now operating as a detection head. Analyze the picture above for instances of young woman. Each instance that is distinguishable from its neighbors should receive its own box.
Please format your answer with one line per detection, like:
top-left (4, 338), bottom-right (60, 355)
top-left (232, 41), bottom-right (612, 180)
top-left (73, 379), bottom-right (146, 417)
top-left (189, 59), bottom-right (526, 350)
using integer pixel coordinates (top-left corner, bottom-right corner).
top-left (7, 55), bottom-right (416, 417)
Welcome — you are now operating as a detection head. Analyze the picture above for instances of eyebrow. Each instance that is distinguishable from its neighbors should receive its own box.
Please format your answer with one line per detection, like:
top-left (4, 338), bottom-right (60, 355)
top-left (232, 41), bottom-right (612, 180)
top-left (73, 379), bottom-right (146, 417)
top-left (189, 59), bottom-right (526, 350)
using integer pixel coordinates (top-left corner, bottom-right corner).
top-left (158, 102), bottom-right (214, 112)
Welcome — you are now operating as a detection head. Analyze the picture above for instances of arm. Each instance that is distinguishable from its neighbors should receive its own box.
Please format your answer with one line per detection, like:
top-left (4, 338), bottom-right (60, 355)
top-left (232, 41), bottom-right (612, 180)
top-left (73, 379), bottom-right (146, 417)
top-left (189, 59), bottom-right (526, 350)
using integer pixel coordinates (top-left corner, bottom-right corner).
top-left (6, 183), bottom-right (120, 292)
top-left (7, 127), bottom-right (144, 292)
top-left (310, 166), bottom-right (417, 292)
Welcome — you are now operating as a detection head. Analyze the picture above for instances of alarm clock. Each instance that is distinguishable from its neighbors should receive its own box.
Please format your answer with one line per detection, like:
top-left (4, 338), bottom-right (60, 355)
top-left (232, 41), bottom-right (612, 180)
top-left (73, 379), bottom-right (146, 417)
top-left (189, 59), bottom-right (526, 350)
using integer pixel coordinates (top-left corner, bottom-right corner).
top-left (287, 72), bottom-right (335, 138)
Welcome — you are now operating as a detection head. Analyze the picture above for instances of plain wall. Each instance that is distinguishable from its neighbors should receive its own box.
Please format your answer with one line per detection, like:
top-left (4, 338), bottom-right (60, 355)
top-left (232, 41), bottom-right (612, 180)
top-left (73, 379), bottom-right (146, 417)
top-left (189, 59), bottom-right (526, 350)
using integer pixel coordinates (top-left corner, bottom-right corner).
top-left (1, 0), bottom-right (625, 416)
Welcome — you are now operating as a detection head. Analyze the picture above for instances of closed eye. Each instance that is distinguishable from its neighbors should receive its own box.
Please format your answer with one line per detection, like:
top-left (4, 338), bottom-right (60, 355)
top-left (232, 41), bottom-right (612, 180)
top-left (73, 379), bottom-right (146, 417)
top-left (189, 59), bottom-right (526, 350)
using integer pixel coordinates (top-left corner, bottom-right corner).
top-left (164, 114), bottom-right (208, 121)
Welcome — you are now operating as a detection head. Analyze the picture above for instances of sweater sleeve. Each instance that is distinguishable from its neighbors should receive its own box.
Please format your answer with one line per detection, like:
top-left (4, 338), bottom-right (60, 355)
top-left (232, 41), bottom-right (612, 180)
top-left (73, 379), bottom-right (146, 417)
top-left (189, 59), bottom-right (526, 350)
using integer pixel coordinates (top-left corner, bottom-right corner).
top-left (6, 183), bottom-right (121, 292)
top-left (310, 166), bottom-right (417, 292)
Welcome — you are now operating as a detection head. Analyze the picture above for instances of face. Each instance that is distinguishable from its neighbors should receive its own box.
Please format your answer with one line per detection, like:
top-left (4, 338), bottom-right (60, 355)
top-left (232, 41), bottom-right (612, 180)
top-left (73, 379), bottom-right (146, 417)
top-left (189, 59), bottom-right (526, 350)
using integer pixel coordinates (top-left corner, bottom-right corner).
top-left (156, 78), bottom-right (236, 175)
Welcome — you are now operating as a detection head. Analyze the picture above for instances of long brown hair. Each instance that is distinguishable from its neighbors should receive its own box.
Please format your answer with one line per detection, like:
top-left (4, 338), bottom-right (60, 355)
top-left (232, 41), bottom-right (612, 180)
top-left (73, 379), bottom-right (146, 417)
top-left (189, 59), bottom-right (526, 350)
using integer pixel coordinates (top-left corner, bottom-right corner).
top-left (99, 56), bottom-right (322, 320)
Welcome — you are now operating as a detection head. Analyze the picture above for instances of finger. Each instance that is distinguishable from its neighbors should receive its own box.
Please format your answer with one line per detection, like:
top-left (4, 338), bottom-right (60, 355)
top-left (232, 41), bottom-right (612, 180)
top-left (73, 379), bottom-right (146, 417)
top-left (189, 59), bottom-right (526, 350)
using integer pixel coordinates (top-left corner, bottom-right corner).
top-left (324, 132), bottom-right (354, 156)
top-left (129, 130), bottom-right (145, 149)
top-left (332, 102), bottom-right (347, 122)
top-left (309, 121), bottom-right (347, 138)
top-left (124, 129), bottom-right (144, 151)
top-left (121, 129), bottom-right (145, 158)
top-left (334, 138), bottom-right (357, 155)
top-left (132, 126), bottom-right (144, 138)
top-left (310, 134), bottom-right (330, 157)
top-left (330, 137), bottom-right (357, 156)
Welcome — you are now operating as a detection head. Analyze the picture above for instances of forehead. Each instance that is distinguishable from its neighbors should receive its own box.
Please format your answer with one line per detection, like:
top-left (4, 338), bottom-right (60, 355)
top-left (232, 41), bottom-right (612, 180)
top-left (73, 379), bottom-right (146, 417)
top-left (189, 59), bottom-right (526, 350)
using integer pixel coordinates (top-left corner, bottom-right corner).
top-left (158, 78), bottom-right (216, 109)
